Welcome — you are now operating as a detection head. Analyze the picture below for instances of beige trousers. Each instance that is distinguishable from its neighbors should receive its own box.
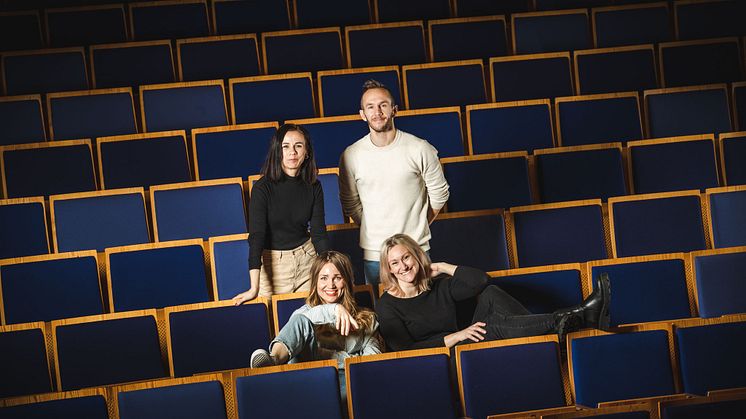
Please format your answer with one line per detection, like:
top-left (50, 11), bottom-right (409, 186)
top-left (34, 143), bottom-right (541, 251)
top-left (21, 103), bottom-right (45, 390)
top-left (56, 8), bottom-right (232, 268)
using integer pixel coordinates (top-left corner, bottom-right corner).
top-left (258, 239), bottom-right (316, 297)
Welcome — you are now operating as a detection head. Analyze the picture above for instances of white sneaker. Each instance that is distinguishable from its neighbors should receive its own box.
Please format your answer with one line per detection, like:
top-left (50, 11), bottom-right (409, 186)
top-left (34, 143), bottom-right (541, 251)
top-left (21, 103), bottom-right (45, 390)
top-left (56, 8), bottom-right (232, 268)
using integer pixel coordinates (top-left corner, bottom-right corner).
top-left (250, 349), bottom-right (276, 368)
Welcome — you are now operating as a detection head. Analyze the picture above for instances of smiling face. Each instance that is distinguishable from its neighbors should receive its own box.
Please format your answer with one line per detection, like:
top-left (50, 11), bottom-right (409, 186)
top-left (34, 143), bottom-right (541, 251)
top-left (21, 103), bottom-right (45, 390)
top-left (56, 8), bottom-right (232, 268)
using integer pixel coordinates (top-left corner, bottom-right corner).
top-left (386, 244), bottom-right (420, 286)
top-left (316, 262), bottom-right (347, 304)
top-left (359, 87), bottom-right (396, 133)
top-left (280, 130), bottom-right (308, 176)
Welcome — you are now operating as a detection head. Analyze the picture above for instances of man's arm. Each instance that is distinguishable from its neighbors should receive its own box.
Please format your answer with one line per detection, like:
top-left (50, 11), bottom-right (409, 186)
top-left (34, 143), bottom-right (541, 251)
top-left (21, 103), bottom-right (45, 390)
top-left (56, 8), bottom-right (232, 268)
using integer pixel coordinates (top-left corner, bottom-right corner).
top-left (338, 150), bottom-right (363, 224)
top-left (422, 144), bottom-right (449, 222)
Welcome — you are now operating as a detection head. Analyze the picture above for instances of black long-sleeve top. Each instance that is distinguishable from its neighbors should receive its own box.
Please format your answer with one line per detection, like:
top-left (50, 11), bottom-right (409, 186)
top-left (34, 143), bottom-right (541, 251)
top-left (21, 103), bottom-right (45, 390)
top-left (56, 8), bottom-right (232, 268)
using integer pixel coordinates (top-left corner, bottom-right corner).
top-left (248, 173), bottom-right (329, 269)
top-left (375, 266), bottom-right (489, 351)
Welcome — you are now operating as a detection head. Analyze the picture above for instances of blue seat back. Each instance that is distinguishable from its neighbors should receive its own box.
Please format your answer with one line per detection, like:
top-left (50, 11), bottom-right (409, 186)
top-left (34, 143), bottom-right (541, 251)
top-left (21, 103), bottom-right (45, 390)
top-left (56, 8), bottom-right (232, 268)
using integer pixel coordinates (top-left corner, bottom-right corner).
top-left (275, 297), bottom-right (306, 333)
top-left (395, 109), bottom-right (464, 158)
top-left (591, 258), bottom-right (691, 327)
top-left (430, 17), bottom-right (508, 62)
top-left (169, 304), bottom-right (270, 377)
top-left (646, 87), bottom-right (732, 138)
top-left (630, 138), bottom-right (719, 194)
top-left (2, 49), bottom-right (88, 95)
top-left (263, 29), bottom-right (343, 74)
top-left (443, 156), bottom-right (532, 211)
top-left (118, 380), bottom-right (227, 419)
top-left (293, 117), bottom-right (368, 169)
top-left (674, 1), bottom-right (746, 40)
top-left (557, 95), bottom-right (643, 146)
top-left (661, 397), bottom-right (746, 418)
top-left (211, 236), bottom-right (251, 300)
top-left (593, 4), bottom-right (671, 48)
top-left (130, 2), bottom-right (209, 41)
top-left (142, 83), bottom-right (228, 133)
top-left (0, 12), bottom-right (43, 51)
top-left (0, 96), bottom-right (46, 146)
top-left (194, 125), bottom-right (274, 180)
top-left (405, 62), bottom-right (485, 109)
top-left (708, 188), bottom-right (746, 248)
top-left (513, 10), bottom-right (590, 54)
top-left (347, 23), bottom-right (426, 68)
top-left (47, 5), bottom-right (127, 47)
top-left (48, 89), bottom-right (137, 141)
top-left (430, 212), bottom-right (510, 272)
top-left (231, 75), bottom-right (315, 124)
top-left (0, 325), bottom-right (52, 398)
top-left (489, 268), bottom-right (583, 314)
top-left (721, 133), bottom-right (746, 185)
top-left (375, 0), bottom-right (451, 22)
top-left (213, 0), bottom-right (290, 35)
top-left (295, 0), bottom-right (370, 28)
top-left (318, 68), bottom-right (401, 117)
top-left (575, 47), bottom-right (658, 95)
top-left (734, 85), bottom-right (746, 132)
top-left (571, 330), bottom-right (675, 407)
top-left (108, 244), bottom-right (210, 311)
top-left (178, 36), bottom-right (260, 82)
top-left (467, 101), bottom-right (554, 154)
top-left (91, 42), bottom-right (175, 89)
top-left (0, 199), bottom-right (49, 259)
top-left (661, 39), bottom-right (743, 88)
top-left (693, 250), bottom-right (746, 318)
top-left (318, 172), bottom-right (345, 225)
top-left (0, 393), bottom-right (109, 419)
top-left (454, 0), bottom-right (531, 16)
top-left (1, 254), bottom-right (103, 324)
top-left (491, 54), bottom-right (573, 102)
top-left (327, 225), bottom-right (365, 285)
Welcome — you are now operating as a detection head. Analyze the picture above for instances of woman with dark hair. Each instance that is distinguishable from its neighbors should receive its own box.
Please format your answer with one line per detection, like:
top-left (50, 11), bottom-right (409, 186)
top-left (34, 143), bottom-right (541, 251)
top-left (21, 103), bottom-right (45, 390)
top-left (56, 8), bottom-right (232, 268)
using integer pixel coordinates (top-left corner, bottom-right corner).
top-left (376, 234), bottom-right (611, 351)
top-left (233, 123), bottom-right (330, 303)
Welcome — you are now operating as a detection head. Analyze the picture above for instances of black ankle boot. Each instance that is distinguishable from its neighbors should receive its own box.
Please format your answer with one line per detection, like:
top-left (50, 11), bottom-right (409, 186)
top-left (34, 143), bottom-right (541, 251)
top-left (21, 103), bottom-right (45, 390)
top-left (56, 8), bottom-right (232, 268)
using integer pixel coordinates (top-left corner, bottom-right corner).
top-left (553, 273), bottom-right (611, 332)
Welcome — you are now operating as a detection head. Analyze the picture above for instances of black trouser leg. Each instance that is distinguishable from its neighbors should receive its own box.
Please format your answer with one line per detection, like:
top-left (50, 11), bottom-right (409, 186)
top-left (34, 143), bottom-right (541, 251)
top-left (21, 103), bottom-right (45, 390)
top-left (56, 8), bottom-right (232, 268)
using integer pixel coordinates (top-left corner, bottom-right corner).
top-left (471, 285), bottom-right (556, 340)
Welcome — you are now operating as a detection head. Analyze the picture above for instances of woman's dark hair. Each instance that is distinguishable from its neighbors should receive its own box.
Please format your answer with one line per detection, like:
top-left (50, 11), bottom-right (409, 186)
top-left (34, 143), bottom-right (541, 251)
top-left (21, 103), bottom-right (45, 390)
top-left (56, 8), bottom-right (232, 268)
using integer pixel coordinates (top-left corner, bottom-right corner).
top-left (261, 123), bottom-right (317, 184)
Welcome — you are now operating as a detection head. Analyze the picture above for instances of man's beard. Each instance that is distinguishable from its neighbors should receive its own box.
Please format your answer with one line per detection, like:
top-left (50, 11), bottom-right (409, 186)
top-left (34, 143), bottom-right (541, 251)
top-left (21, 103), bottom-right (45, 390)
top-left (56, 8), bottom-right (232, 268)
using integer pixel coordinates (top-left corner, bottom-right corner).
top-left (370, 117), bottom-right (394, 133)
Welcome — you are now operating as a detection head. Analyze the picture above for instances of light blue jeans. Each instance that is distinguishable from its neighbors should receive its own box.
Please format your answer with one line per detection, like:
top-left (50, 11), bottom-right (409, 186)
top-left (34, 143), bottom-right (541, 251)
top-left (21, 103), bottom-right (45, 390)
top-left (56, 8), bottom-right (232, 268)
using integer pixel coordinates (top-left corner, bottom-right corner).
top-left (363, 260), bottom-right (380, 286)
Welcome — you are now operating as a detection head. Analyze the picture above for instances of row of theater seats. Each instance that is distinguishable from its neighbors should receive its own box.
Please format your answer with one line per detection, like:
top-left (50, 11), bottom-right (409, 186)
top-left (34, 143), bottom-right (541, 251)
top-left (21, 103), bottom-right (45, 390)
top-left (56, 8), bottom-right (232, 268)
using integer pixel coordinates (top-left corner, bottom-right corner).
top-left (1, 313), bottom-right (745, 418)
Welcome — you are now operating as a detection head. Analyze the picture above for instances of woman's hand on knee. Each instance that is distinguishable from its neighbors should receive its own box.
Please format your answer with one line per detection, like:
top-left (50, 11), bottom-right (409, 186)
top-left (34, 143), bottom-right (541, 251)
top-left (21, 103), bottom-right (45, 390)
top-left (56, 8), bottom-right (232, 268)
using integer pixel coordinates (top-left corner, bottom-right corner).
top-left (232, 288), bottom-right (258, 306)
top-left (335, 304), bottom-right (359, 336)
top-left (445, 322), bottom-right (487, 347)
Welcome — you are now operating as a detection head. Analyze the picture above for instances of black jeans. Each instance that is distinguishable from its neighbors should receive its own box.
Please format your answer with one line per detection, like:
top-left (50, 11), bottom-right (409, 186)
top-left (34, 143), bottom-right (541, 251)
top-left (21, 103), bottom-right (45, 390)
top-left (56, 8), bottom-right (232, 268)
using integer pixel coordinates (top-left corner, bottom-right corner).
top-left (471, 285), bottom-right (557, 340)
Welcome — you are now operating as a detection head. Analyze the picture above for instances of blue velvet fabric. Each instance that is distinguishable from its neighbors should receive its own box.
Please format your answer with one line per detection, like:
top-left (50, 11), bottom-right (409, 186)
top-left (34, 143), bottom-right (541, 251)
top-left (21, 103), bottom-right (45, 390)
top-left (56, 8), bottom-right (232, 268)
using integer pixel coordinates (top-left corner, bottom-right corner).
top-left (56, 315), bottom-right (166, 390)
top-left (3, 50), bottom-right (88, 95)
top-left (295, 0), bottom-right (370, 28)
top-left (612, 195), bottom-right (706, 257)
top-left (319, 173), bottom-right (345, 225)
top-left (593, 4), bottom-right (671, 48)
top-left (568, 413), bottom-right (649, 419)
top-left (491, 55), bottom-right (573, 101)
top-left (118, 381), bottom-right (226, 419)
top-left (455, 0), bottom-right (531, 16)
top-left (443, 156), bottom-right (532, 211)
top-left (460, 341), bottom-right (566, 418)
top-left (590, 259), bottom-right (690, 326)
top-left (513, 204), bottom-right (607, 267)
top-left (142, 84), bottom-right (228, 133)
top-left (348, 24), bottom-right (426, 68)
top-left (694, 251), bottom-right (746, 317)
top-left (557, 96), bottom-right (642, 146)
top-left (537, 147), bottom-right (627, 202)
top-left (91, 43), bottom-right (175, 89)
top-left (348, 353), bottom-right (456, 419)
top-left (212, 238), bottom-right (250, 300)
top-left (47, 6), bottom-right (126, 47)
top-left (153, 182), bottom-right (247, 241)
top-left (734, 86), bottom-right (746, 133)
top-left (576, 48), bottom-right (658, 95)
top-left (108, 244), bottom-right (210, 311)
top-left (236, 368), bottom-right (343, 418)
top-left (319, 69), bottom-right (401, 117)
top-left (99, 134), bottom-right (191, 189)
top-left (169, 304), bottom-right (270, 377)
top-left (722, 133), bottom-right (746, 185)
top-left (195, 125), bottom-right (275, 180)
top-left (394, 111), bottom-right (465, 157)
top-left (1, 255), bottom-right (103, 324)
top-left (301, 119), bottom-right (369, 168)
top-left (708, 188), bottom-right (746, 248)
top-left (275, 297), bottom-right (306, 331)
top-left (0, 395), bottom-right (108, 419)
top-left (0, 97), bottom-right (46, 145)
top-left (661, 40), bottom-right (743, 88)
top-left (513, 11), bottom-right (590, 54)
top-left (430, 213), bottom-right (510, 272)
top-left (3, 143), bottom-right (96, 198)
top-left (231, 76), bottom-right (315, 124)
top-left (354, 288), bottom-right (375, 310)
top-left (0, 12), bottom-right (42, 51)
top-left (131, 2), bottom-right (208, 41)
top-left (264, 31), bottom-right (343, 74)
top-left (0, 201), bottom-right (48, 259)
top-left (375, 0), bottom-right (451, 22)
top-left (631, 139), bottom-right (719, 194)
top-left (405, 63), bottom-right (486, 109)
top-left (0, 327), bottom-right (52, 398)
top-left (49, 91), bottom-right (137, 141)
top-left (179, 37), bottom-right (260, 82)
top-left (327, 226), bottom-right (366, 285)
top-left (431, 18), bottom-right (508, 61)
top-left (571, 330), bottom-right (675, 407)
top-left (661, 398), bottom-right (746, 419)
top-left (489, 269), bottom-right (583, 314)
top-left (646, 88), bottom-right (732, 138)
top-left (675, 321), bottom-right (746, 395)
top-left (468, 103), bottom-right (553, 153)
top-left (213, 0), bottom-right (290, 35)
top-left (674, 1), bottom-right (746, 40)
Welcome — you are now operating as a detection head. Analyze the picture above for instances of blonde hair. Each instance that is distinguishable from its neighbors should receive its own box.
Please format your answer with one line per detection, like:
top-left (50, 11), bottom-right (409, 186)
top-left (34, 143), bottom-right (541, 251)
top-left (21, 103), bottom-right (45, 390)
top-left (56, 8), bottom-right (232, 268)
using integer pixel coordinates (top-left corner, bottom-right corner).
top-left (306, 251), bottom-right (375, 331)
top-left (379, 234), bottom-right (432, 297)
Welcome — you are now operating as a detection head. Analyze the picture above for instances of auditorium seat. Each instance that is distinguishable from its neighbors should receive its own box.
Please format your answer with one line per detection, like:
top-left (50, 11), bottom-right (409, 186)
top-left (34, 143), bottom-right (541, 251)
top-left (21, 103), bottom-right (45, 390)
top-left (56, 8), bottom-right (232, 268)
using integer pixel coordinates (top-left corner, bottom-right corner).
top-left (574, 45), bottom-right (658, 95)
top-left (318, 66), bottom-right (401, 117)
top-left (441, 153), bottom-right (532, 211)
top-left (113, 375), bottom-right (228, 419)
top-left (209, 233), bottom-right (250, 300)
top-left (0, 388), bottom-right (109, 419)
top-left (733, 83), bottom-right (745, 131)
top-left (534, 142), bottom-right (627, 202)
top-left (659, 38), bottom-right (743, 88)
top-left (0, 322), bottom-right (53, 399)
top-left (52, 310), bottom-right (168, 391)
top-left (588, 253), bottom-right (693, 326)
top-left (374, 0), bottom-right (451, 22)
top-left (0, 94), bottom-right (46, 146)
top-left (192, 122), bottom-right (277, 180)
top-left (345, 21), bottom-right (427, 68)
top-left (543, 404), bottom-right (654, 418)
top-left (90, 40), bottom-right (175, 89)
top-left (105, 239), bottom-right (211, 311)
top-left (534, 0), bottom-right (613, 10)
top-left (97, 131), bottom-right (191, 189)
top-left (230, 73), bottom-right (315, 124)
top-left (2, 47), bottom-right (88, 95)
top-left (644, 84), bottom-right (732, 138)
top-left (488, 263), bottom-right (584, 314)
top-left (719, 132), bottom-right (746, 185)
top-left (691, 246), bottom-right (746, 318)
top-left (403, 59), bottom-right (486, 109)
top-left (395, 106), bottom-right (465, 157)
top-left (0, 197), bottom-right (49, 259)
top-left (705, 185), bottom-right (746, 248)
top-left (430, 210), bottom-right (511, 273)
top-left (165, 300), bottom-right (270, 377)
top-left (466, 99), bottom-right (554, 154)
top-left (428, 16), bottom-right (508, 62)
top-left (608, 190), bottom-right (708, 258)
top-left (150, 178), bottom-right (247, 241)
top-left (271, 291), bottom-right (309, 335)
top-left (318, 168), bottom-right (346, 225)
top-left (674, 0), bottom-right (746, 40)
top-left (454, 0), bottom-right (531, 16)
top-left (49, 188), bottom-right (150, 252)
top-left (0, 11), bottom-right (43, 52)
top-left (512, 9), bottom-right (590, 54)
top-left (509, 200), bottom-right (608, 267)
top-left (284, 115), bottom-right (368, 169)
top-left (490, 52), bottom-right (573, 101)
top-left (0, 251), bottom-right (104, 324)
top-left (262, 27), bottom-right (343, 74)
top-left (45, 4), bottom-right (127, 47)
top-left (628, 134), bottom-right (719, 194)
top-left (140, 80), bottom-right (229, 133)
top-left (294, 0), bottom-right (371, 28)
top-left (0, 139), bottom-right (97, 198)
top-left (555, 92), bottom-right (643, 146)
top-left (326, 223), bottom-right (365, 285)
top-left (177, 34), bottom-right (261, 81)
top-left (591, 3), bottom-right (671, 48)
top-left (129, 0), bottom-right (209, 41)
top-left (212, 0), bottom-right (290, 35)
top-left (47, 87), bottom-right (138, 141)
top-left (659, 390), bottom-right (746, 419)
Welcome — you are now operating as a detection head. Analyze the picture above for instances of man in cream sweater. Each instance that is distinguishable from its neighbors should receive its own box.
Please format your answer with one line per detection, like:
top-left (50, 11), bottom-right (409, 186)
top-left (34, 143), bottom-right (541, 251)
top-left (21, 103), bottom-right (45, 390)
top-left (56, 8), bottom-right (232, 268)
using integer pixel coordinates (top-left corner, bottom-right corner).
top-left (339, 80), bottom-right (450, 285)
